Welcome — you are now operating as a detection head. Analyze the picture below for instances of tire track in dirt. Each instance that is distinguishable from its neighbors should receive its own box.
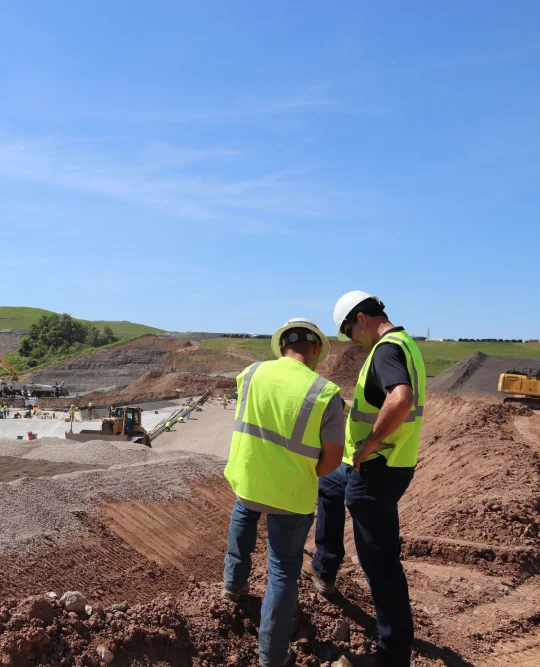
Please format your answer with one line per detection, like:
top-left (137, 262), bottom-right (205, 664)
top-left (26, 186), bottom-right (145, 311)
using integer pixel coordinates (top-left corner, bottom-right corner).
top-left (99, 481), bottom-right (235, 576)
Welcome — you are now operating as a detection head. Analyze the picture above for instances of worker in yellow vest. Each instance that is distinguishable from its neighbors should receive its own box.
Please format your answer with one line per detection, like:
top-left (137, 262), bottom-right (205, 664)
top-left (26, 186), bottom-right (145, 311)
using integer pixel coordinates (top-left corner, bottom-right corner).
top-left (223, 318), bottom-right (345, 667)
top-left (303, 292), bottom-right (426, 667)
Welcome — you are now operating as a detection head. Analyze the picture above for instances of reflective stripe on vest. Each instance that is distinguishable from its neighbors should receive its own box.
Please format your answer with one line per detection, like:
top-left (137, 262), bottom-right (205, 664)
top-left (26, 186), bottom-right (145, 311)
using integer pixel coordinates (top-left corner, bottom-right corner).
top-left (233, 362), bottom-right (329, 460)
top-left (344, 330), bottom-right (425, 468)
top-left (225, 357), bottom-right (341, 514)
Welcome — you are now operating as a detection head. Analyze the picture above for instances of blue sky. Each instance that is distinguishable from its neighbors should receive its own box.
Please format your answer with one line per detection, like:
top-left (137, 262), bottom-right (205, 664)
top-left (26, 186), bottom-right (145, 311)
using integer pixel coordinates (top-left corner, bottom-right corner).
top-left (1, 1), bottom-right (539, 338)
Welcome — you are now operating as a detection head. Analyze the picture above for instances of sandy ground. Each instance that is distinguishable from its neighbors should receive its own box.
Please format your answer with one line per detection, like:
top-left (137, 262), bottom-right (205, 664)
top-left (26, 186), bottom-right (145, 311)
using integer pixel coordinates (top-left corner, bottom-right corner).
top-left (153, 398), bottom-right (235, 458)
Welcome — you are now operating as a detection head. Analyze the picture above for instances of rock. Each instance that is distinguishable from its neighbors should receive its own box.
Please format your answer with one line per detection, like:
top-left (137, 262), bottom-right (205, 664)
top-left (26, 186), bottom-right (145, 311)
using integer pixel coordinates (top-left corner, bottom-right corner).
top-left (27, 598), bottom-right (54, 626)
top-left (110, 602), bottom-right (129, 613)
top-left (47, 592), bottom-right (58, 599)
top-left (59, 591), bottom-right (87, 614)
top-left (0, 607), bottom-right (11, 623)
top-left (96, 646), bottom-right (115, 664)
top-left (88, 614), bottom-right (105, 630)
top-left (85, 605), bottom-right (93, 616)
top-left (332, 656), bottom-right (354, 667)
top-left (332, 618), bottom-right (350, 643)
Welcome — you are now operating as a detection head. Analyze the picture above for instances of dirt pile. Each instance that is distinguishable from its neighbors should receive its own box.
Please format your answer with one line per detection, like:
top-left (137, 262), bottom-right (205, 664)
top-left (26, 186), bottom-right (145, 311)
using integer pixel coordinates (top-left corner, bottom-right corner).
top-left (57, 368), bottom-right (237, 408)
top-left (24, 336), bottom-right (191, 395)
top-left (429, 352), bottom-right (540, 395)
top-left (325, 345), bottom-right (367, 396)
top-left (400, 394), bottom-right (540, 572)
top-left (0, 593), bottom-right (190, 667)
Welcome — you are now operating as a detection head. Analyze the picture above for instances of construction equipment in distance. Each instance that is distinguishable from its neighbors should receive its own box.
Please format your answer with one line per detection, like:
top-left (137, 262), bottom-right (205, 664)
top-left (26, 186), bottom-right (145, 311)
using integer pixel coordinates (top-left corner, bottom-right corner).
top-left (67, 406), bottom-right (152, 447)
top-left (1, 357), bottom-right (69, 398)
top-left (498, 369), bottom-right (540, 409)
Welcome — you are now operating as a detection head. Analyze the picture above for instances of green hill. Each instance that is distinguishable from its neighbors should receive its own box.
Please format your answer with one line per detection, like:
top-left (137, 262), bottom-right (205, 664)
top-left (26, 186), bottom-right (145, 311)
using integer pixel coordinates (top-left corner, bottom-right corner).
top-left (201, 337), bottom-right (540, 376)
top-left (0, 306), bottom-right (166, 336)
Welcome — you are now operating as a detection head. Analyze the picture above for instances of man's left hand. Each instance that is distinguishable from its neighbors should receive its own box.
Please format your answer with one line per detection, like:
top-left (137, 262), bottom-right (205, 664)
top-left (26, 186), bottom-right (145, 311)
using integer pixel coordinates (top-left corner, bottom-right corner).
top-left (353, 437), bottom-right (392, 470)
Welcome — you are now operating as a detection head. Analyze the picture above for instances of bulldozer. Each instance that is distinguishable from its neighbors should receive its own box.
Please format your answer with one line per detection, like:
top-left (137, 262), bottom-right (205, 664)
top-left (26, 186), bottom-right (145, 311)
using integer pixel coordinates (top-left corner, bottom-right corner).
top-left (498, 369), bottom-right (540, 409)
top-left (67, 406), bottom-right (152, 447)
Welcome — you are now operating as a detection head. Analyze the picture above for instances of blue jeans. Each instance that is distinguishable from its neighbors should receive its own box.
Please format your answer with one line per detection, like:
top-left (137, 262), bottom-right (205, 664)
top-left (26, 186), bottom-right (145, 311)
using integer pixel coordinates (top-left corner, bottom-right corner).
top-left (313, 459), bottom-right (414, 667)
top-left (224, 499), bottom-right (314, 667)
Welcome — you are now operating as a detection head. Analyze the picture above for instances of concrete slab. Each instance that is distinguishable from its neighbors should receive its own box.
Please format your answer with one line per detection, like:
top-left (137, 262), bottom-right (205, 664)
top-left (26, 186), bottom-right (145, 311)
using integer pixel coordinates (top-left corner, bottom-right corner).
top-left (0, 399), bottom-right (197, 441)
top-left (152, 398), bottom-right (235, 459)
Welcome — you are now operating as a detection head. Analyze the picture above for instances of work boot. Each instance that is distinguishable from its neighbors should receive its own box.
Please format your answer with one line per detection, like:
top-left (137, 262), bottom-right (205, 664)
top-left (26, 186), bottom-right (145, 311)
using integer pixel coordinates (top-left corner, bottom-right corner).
top-left (259, 646), bottom-right (295, 667)
top-left (221, 582), bottom-right (250, 601)
top-left (301, 560), bottom-right (336, 595)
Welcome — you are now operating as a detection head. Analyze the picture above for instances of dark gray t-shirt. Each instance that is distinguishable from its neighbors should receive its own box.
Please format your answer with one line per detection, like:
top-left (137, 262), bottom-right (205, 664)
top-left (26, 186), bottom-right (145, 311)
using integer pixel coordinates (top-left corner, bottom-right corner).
top-left (239, 393), bottom-right (345, 514)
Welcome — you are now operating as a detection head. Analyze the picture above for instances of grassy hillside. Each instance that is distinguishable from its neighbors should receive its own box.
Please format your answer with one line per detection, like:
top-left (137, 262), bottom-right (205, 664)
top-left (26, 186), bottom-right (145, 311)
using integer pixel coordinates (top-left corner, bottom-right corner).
top-left (201, 337), bottom-right (540, 376)
top-left (200, 337), bottom-right (274, 361)
top-left (0, 307), bottom-right (165, 335)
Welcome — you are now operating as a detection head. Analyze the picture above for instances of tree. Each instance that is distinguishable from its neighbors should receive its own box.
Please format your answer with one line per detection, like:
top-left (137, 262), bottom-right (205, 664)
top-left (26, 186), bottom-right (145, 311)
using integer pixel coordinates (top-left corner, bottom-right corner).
top-left (19, 313), bottom-right (117, 360)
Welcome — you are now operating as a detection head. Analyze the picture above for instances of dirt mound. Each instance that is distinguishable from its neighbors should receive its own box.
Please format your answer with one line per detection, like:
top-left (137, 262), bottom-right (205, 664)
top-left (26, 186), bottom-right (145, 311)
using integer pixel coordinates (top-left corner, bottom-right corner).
top-left (23, 336), bottom-right (191, 395)
top-left (325, 345), bottom-right (367, 396)
top-left (429, 352), bottom-right (540, 395)
top-left (62, 368), bottom-right (237, 407)
top-left (0, 593), bottom-right (190, 666)
top-left (399, 394), bottom-right (540, 572)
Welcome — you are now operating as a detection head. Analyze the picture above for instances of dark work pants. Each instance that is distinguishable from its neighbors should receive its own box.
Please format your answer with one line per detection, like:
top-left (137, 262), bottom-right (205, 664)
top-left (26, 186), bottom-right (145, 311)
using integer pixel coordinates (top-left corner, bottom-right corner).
top-left (313, 459), bottom-right (414, 667)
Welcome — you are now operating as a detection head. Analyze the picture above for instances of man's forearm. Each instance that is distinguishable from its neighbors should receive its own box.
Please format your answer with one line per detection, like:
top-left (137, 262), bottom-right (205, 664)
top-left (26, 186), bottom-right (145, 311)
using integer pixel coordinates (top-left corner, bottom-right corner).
top-left (354, 385), bottom-right (414, 466)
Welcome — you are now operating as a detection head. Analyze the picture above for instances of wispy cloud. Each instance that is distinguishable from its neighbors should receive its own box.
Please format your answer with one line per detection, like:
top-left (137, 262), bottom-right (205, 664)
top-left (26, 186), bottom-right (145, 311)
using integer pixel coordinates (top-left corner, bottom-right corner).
top-left (83, 87), bottom-right (362, 124)
top-left (0, 137), bottom-right (358, 231)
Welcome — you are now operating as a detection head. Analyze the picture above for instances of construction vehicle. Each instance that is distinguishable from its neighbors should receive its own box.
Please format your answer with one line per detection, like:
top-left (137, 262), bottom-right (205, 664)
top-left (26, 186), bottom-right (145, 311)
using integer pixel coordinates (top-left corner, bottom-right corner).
top-left (0, 357), bottom-right (19, 381)
top-left (67, 406), bottom-right (151, 447)
top-left (1, 358), bottom-right (69, 398)
top-left (498, 369), bottom-right (540, 409)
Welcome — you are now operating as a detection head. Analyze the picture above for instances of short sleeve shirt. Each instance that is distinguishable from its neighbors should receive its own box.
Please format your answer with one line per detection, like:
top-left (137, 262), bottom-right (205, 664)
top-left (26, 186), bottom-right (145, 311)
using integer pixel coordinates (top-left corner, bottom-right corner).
top-left (364, 327), bottom-right (412, 409)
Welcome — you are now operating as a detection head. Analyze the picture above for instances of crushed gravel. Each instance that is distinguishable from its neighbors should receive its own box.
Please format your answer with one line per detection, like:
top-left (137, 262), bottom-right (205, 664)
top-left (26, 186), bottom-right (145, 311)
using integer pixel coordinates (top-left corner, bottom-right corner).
top-left (22, 438), bottom-right (163, 466)
top-left (0, 438), bottom-right (38, 458)
top-left (0, 454), bottom-right (225, 553)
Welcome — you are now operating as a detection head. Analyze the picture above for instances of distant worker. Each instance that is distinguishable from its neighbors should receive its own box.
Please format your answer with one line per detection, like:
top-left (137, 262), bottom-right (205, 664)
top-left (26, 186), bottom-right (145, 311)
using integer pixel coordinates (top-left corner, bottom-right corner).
top-left (87, 402), bottom-right (94, 420)
top-left (196, 403), bottom-right (202, 411)
top-left (177, 415), bottom-right (185, 424)
top-left (165, 421), bottom-right (172, 432)
top-left (223, 318), bottom-right (345, 667)
top-left (223, 396), bottom-right (228, 410)
top-left (303, 291), bottom-right (426, 667)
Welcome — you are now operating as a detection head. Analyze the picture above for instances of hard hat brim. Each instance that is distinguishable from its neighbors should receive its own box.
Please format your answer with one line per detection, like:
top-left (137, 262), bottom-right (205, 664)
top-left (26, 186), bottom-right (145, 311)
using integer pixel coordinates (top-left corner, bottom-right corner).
top-left (271, 321), bottom-right (330, 363)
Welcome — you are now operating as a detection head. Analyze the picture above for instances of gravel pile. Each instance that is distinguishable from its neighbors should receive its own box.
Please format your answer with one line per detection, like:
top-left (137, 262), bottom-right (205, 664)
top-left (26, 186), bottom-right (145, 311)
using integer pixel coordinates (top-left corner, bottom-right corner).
top-left (0, 438), bottom-right (38, 458)
top-left (0, 454), bottom-right (225, 553)
top-left (429, 352), bottom-right (540, 395)
top-left (22, 438), bottom-right (162, 467)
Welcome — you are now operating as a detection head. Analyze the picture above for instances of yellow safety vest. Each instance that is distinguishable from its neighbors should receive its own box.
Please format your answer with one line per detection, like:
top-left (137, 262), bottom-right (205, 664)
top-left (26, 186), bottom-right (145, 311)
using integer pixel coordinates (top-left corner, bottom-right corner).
top-left (225, 357), bottom-right (340, 514)
top-left (344, 330), bottom-right (425, 468)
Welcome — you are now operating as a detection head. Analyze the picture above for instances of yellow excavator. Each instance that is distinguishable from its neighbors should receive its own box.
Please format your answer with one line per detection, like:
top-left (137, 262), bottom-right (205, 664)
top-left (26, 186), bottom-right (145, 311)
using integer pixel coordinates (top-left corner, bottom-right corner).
top-left (0, 357), bottom-right (19, 381)
top-left (498, 369), bottom-right (540, 409)
top-left (67, 406), bottom-right (152, 447)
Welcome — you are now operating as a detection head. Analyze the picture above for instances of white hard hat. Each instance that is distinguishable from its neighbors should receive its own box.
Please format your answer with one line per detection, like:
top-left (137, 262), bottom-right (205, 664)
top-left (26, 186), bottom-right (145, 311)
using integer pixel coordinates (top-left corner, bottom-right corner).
top-left (334, 290), bottom-right (381, 341)
top-left (271, 317), bottom-right (330, 363)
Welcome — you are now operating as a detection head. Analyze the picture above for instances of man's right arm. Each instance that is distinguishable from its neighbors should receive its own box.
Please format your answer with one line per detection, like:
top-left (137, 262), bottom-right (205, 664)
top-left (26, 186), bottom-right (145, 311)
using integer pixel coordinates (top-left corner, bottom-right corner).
top-left (316, 394), bottom-right (345, 477)
top-left (316, 441), bottom-right (344, 477)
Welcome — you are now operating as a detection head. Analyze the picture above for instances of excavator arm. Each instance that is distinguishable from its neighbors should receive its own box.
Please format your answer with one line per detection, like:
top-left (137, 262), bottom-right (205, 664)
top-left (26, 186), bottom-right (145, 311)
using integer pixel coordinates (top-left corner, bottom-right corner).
top-left (0, 357), bottom-right (19, 382)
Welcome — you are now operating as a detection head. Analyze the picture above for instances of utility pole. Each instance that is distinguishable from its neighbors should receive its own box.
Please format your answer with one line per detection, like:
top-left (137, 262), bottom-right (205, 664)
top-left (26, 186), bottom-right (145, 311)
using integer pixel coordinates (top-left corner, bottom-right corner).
top-left (427, 326), bottom-right (431, 340)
